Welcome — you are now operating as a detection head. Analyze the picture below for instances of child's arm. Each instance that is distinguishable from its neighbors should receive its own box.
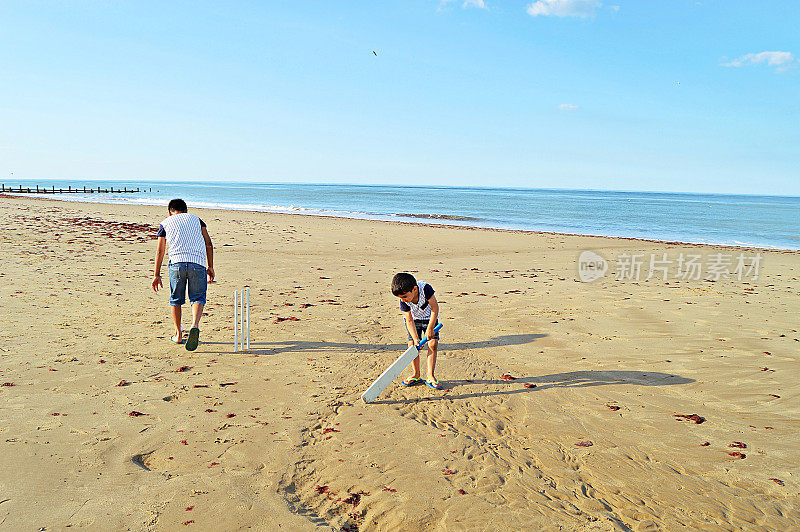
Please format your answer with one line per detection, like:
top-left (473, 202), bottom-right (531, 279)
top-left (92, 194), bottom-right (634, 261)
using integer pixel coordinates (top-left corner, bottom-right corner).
top-left (201, 226), bottom-right (215, 282)
top-left (425, 295), bottom-right (439, 341)
top-left (152, 236), bottom-right (167, 292)
top-left (403, 310), bottom-right (420, 344)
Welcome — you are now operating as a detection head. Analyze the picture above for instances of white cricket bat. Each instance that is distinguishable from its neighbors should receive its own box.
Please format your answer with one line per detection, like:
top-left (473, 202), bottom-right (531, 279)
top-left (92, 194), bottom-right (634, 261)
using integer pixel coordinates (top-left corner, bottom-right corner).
top-left (361, 323), bottom-right (442, 404)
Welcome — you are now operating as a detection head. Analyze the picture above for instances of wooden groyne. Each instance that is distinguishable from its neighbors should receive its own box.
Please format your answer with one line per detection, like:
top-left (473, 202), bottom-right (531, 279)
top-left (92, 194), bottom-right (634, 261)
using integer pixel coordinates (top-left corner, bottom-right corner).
top-left (0, 184), bottom-right (141, 194)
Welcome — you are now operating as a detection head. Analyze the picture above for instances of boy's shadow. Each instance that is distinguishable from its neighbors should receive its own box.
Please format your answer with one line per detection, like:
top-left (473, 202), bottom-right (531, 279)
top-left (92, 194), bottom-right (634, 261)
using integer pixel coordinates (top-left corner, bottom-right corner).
top-left (372, 370), bottom-right (694, 404)
top-left (207, 333), bottom-right (547, 355)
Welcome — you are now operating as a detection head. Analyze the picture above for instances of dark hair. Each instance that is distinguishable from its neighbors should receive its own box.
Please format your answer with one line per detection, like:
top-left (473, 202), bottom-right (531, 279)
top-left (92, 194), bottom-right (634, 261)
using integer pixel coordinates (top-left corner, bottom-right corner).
top-left (391, 272), bottom-right (417, 296)
top-left (168, 199), bottom-right (188, 213)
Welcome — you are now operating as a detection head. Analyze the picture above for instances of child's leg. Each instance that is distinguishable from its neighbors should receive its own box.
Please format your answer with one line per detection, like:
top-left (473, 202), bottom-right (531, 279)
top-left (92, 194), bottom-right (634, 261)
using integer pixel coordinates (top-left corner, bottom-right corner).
top-left (409, 341), bottom-right (421, 378)
top-left (403, 318), bottom-right (422, 383)
top-left (168, 263), bottom-right (187, 341)
top-left (186, 263), bottom-right (207, 330)
top-left (170, 305), bottom-right (182, 341)
top-left (426, 339), bottom-right (438, 380)
top-left (191, 302), bottom-right (204, 329)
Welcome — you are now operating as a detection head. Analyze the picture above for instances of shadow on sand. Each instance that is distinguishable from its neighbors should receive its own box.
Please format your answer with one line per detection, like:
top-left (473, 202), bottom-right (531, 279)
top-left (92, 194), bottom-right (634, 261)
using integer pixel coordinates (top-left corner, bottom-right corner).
top-left (204, 332), bottom-right (548, 355)
top-left (372, 370), bottom-right (695, 405)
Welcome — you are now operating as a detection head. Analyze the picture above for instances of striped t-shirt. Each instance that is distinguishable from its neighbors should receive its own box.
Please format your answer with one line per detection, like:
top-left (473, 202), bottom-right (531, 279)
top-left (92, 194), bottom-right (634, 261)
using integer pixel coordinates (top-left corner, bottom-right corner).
top-left (399, 281), bottom-right (435, 320)
top-left (156, 213), bottom-right (208, 267)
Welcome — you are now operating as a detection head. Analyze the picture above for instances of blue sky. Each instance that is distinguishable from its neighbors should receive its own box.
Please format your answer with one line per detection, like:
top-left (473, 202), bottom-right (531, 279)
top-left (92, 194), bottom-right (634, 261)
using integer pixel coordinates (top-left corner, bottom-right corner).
top-left (1, 1), bottom-right (798, 194)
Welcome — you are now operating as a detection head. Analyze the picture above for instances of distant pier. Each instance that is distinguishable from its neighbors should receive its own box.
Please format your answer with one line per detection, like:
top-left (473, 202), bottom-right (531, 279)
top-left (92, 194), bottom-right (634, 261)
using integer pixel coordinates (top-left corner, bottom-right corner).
top-left (1, 184), bottom-right (142, 194)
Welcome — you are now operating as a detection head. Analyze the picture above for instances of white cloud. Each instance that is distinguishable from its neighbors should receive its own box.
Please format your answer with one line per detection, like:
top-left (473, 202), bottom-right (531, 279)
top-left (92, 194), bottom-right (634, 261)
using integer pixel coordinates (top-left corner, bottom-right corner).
top-left (439, 0), bottom-right (488, 10)
top-left (558, 103), bottom-right (579, 111)
top-left (722, 51), bottom-right (796, 72)
top-left (526, 0), bottom-right (601, 18)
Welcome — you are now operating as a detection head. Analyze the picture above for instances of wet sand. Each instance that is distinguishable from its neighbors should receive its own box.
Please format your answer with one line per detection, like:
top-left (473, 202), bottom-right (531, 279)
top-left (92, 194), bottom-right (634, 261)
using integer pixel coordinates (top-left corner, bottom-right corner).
top-left (1, 195), bottom-right (798, 530)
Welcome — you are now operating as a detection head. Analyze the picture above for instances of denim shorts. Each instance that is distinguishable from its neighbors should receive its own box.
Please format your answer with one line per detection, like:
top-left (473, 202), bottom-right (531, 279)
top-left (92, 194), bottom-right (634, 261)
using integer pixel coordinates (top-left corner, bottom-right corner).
top-left (168, 262), bottom-right (207, 306)
top-left (405, 319), bottom-right (440, 342)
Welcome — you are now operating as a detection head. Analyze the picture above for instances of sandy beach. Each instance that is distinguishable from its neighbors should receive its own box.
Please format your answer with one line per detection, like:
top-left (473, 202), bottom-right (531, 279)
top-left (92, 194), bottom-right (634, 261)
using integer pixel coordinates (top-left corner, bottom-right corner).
top-left (1, 194), bottom-right (798, 531)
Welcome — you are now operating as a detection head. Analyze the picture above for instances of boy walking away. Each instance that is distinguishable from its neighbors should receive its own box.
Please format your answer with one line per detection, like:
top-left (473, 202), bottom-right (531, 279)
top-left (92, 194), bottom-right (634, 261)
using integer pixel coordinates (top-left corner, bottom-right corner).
top-left (151, 199), bottom-right (215, 351)
top-left (391, 272), bottom-right (442, 390)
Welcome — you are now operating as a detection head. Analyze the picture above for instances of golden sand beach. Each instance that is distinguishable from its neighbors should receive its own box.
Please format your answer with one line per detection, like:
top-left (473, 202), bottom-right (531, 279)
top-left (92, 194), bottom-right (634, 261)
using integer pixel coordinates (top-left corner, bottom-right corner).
top-left (1, 195), bottom-right (798, 530)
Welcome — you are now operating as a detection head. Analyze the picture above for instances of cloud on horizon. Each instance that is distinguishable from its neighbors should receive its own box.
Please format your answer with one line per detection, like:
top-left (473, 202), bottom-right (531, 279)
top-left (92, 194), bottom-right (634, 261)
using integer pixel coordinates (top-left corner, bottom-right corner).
top-left (721, 51), bottom-right (796, 72)
top-left (558, 103), bottom-right (580, 111)
top-left (526, 0), bottom-right (601, 18)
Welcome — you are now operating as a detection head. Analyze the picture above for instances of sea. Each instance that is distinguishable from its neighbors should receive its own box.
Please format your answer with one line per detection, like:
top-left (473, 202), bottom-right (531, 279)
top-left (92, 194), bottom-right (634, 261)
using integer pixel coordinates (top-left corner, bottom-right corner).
top-left (5, 180), bottom-right (799, 250)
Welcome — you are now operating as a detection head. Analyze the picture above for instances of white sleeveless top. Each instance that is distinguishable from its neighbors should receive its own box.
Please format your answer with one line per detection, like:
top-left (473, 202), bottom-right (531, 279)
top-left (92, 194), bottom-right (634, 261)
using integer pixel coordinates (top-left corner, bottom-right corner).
top-left (157, 213), bottom-right (207, 267)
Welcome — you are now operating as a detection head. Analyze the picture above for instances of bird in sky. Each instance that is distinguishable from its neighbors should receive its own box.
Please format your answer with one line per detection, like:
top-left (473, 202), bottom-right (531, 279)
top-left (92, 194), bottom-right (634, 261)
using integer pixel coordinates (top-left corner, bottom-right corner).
top-left (372, 51), bottom-right (377, 56)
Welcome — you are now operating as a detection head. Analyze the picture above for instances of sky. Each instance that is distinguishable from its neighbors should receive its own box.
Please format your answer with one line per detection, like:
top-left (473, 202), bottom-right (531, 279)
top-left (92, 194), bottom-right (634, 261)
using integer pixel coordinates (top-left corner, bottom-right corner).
top-left (0, 1), bottom-right (798, 194)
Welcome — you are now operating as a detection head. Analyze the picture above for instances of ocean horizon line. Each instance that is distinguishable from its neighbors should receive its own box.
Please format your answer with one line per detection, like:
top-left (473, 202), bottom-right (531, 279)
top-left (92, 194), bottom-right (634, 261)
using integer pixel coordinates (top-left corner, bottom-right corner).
top-left (5, 178), bottom-right (800, 200)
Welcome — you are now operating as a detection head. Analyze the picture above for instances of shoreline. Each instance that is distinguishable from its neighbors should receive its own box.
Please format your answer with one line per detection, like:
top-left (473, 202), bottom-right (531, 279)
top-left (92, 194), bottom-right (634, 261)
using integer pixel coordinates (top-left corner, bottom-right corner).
top-left (2, 192), bottom-right (796, 254)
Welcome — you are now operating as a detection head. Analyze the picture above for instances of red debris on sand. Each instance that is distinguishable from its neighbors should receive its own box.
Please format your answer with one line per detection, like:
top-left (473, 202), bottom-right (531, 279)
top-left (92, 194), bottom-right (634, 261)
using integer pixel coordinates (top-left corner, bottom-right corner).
top-left (116, 380), bottom-right (128, 386)
top-left (193, 384), bottom-right (209, 388)
top-left (442, 469), bottom-right (455, 475)
top-left (458, 489), bottom-right (467, 495)
top-left (701, 442), bottom-right (711, 446)
top-left (129, 411), bottom-right (147, 417)
top-left (300, 303), bottom-right (314, 308)
top-left (51, 412), bottom-right (61, 416)
top-left (315, 485), bottom-right (329, 494)
top-left (210, 462), bottom-right (219, 466)
top-left (768, 394), bottom-right (781, 398)
top-left (2, 382), bottom-right (16, 387)
top-left (382, 487), bottom-right (396, 493)
top-left (176, 366), bottom-right (192, 372)
top-left (180, 440), bottom-right (188, 445)
top-left (524, 383), bottom-right (537, 389)
top-left (274, 316), bottom-right (300, 323)
top-left (606, 404), bottom-right (620, 411)
top-left (729, 452), bottom-right (746, 459)
top-left (99, 359), bottom-right (106, 364)
top-left (185, 506), bottom-right (194, 511)
top-left (761, 367), bottom-right (775, 372)
top-left (769, 478), bottom-right (785, 486)
top-left (575, 441), bottom-right (593, 447)
top-left (220, 382), bottom-right (237, 387)
top-left (322, 428), bottom-right (339, 434)
top-left (342, 492), bottom-right (365, 506)
top-left (500, 374), bottom-right (516, 381)
top-left (183, 520), bottom-right (194, 526)
top-left (729, 441), bottom-right (747, 449)
top-left (674, 413), bottom-right (705, 424)
top-left (205, 409), bottom-right (217, 413)
top-left (226, 413), bottom-right (236, 418)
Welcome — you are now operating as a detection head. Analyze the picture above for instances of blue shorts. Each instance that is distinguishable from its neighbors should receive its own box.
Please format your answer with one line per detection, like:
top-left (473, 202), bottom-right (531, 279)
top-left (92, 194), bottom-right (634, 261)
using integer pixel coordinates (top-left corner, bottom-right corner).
top-left (168, 262), bottom-right (207, 306)
top-left (405, 319), bottom-right (440, 342)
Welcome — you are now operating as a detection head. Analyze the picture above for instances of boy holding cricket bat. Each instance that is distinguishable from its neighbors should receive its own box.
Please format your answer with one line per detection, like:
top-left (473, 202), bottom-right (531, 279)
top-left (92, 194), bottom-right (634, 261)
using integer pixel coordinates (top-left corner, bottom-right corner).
top-left (391, 272), bottom-right (442, 390)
